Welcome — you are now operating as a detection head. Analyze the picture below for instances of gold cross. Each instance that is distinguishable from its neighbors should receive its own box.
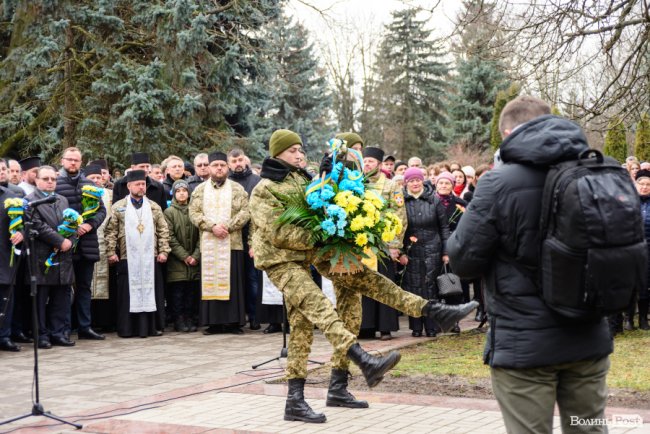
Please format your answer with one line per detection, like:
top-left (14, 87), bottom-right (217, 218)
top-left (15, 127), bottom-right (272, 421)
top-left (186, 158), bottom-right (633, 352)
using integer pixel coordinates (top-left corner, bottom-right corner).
top-left (137, 223), bottom-right (144, 234)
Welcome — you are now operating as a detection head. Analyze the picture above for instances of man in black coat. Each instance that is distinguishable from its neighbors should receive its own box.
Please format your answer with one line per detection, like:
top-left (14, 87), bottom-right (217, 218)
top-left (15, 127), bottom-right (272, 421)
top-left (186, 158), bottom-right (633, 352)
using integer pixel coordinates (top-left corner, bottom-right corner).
top-left (0, 158), bottom-right (25, 198)
top-left (187, 153), bottom-right (210, 192)
top-left (161, 155), bottom-right (186, 200)
top-left (0, 177), bottom-right (23, 351)
top-left (26, 166), bottom-right (76, 349)
top-left (55, 147), bottom-right (107, 340)
top-left (448, 96), bottom-right (612, 433)
top-left (112, 152), bottom-right (167, 211)
top-left (228, 148), bottom-right (262, 330)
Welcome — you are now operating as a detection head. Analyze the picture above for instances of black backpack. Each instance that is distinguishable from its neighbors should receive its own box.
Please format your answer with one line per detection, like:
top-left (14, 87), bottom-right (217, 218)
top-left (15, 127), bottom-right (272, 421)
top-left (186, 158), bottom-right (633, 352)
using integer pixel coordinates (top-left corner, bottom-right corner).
top-left (539, 149), bottom-right (647, 320)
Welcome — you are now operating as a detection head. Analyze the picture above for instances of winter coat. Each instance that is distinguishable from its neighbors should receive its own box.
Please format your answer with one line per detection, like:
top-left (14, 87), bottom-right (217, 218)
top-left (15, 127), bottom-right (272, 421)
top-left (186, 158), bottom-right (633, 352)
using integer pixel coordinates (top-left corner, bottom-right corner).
top-left (112, 175), bottom-right (168, 211)
top-left (230, 167), bottom-right (261, 249)
top-left (249, 158), bottom-right (316, 270)
top-left (25, 190), bottom-right (75, 286)
top-left (1, 182), bottom-right (24, 198)
top-left (0, 186), bottom-right (20, 285)
top-left (188, 179), bottom-right (250, 251)
top-left (186, 174), bottom-right (206, 192)
top-left (402, 183), bottom-right (450, 299)
top-left (436, 194), bottom-right (467, 233)
top-left (447, 115), bottom-right (613, 369)
top-left (54, 170), bottom-right (106, 262)
top-left (164, 199), bottom-right (200, 282)
top-left (104, 197), bottom-right (171, 261)
top-left (640, 195), bottom-right (650, 298)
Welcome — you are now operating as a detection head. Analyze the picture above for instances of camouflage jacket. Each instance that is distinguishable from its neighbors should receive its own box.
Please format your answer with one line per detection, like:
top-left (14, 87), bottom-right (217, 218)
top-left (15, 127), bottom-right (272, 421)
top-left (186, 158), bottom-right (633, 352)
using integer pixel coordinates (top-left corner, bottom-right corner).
top-left (367, 172), bottom-right (407, 249)
top-left (188, 178), bottom-right (250, 251)
top-left (104, 197), bottom-right (171, 260)
top-left (249, 158), bottom-right (315, 270)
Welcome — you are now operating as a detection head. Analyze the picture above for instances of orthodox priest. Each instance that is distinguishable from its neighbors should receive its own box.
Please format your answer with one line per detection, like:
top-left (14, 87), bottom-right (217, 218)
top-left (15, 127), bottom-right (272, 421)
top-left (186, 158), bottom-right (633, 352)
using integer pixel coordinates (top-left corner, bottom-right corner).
top-left (189, 151), bottom-right (249, 334)
top-left (105, 170), bottom-right (170, 338)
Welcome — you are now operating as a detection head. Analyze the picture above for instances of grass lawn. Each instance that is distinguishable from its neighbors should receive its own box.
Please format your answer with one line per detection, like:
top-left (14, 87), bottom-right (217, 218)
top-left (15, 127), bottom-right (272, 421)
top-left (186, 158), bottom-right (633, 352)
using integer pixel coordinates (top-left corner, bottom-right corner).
top-left (392, 329), bottom-right (650, 391)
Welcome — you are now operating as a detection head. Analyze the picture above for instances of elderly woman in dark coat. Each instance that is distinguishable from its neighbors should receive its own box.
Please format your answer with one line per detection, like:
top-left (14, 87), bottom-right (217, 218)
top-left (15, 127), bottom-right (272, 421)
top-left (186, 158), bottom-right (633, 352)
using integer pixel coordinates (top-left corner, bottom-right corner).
top-left (399, 168), bottom-right (450, 337)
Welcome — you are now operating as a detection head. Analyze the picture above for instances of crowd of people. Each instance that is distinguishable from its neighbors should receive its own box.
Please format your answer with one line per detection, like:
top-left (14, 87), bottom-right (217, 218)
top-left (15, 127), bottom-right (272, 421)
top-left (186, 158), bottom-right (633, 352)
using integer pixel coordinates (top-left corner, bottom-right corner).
top-left (1, 95), bottom-right (648, 431)
top-left (0, 138), bottom-right (484, 353)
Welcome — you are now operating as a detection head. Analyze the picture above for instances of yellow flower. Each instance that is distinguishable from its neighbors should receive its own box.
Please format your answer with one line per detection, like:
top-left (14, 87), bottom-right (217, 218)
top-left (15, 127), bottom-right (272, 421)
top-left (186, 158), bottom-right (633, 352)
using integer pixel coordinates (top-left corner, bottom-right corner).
top-left (365, 190), bottom-right (384, 208)
top-left (334, 191), bottom-right (351, 208)
top-left (355, 233), bottom-right (368, 247)
top-left (362, 201), bottom-right (377, 215)
top-left (363, 216), bottom-right (374, 227)
top-left (381, 229), bottom-right (395, 242)
top-left (350, 215), bottom-right (366, 231)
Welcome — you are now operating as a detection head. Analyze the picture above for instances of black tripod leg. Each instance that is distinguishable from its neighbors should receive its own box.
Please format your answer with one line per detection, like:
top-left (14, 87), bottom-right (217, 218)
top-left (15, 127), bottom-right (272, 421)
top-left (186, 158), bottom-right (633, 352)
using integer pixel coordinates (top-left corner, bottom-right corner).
top-left (0, 412), bottom-right (32, 425)
top-left (41, 412), bottom-right (83, 429)
top-left (252, 356), bottom-right (282, 370)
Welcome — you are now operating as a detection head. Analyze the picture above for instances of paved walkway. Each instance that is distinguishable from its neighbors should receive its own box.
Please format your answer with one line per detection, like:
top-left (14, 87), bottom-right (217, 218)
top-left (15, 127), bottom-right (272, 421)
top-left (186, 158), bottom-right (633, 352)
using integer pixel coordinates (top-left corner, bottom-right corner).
top-left (1, 317), bottom-right (648, 434)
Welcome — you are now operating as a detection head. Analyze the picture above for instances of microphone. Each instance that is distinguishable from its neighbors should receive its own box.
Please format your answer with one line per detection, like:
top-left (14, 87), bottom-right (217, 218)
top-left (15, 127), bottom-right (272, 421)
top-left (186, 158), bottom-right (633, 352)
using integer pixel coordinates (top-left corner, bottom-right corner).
top-left (26, 195), bottom-right (57, 209)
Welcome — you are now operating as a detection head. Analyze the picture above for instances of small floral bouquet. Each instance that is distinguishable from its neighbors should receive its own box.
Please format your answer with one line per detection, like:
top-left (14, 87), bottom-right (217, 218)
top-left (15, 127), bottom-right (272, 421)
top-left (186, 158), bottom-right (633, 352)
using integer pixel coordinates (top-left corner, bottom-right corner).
top-left (449, 203), bottom-right (466, 225)
top-left (4, 198), bottom-right (26, 266)
top-left (45, 208), bottom-right (83, 273)
top-left (81, 185), bottom-right (104, 221)
top-left (275, 138), bottom-right (403, 274)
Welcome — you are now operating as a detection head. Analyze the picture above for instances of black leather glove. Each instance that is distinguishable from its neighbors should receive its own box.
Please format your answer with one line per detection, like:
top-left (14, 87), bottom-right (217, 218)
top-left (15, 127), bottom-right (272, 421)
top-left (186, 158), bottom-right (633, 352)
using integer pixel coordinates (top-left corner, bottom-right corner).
top-left (319, 153), bottom-right (333, 175)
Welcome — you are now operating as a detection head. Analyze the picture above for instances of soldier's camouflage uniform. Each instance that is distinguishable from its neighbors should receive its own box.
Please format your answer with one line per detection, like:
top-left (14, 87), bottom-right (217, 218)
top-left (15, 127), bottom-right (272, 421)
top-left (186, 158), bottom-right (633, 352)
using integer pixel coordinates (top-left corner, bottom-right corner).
top-left (327, 171), bottom-right (409, 371)
top-left (250, 160), bottom-right (428, 379)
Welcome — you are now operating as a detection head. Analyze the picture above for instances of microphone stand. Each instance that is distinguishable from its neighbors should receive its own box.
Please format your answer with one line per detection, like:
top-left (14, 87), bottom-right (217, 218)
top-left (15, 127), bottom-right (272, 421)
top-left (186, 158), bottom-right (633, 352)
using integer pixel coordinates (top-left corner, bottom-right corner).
top-left (0, 206), bottom-right (82, 430)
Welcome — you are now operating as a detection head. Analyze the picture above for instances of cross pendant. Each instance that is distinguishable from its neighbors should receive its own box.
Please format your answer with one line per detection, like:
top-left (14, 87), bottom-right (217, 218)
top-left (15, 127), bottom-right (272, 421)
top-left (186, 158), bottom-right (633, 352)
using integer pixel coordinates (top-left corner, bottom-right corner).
top-left (137, 223), bottom-right (145, 234)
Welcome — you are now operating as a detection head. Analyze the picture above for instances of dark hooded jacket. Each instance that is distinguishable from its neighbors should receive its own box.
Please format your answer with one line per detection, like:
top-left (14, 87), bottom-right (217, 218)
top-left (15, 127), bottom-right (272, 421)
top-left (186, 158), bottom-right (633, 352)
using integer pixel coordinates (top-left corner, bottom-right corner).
top-left (402, 183), bottom-right (450, 300)
top-left (448, 115), bottom-right (613, 369)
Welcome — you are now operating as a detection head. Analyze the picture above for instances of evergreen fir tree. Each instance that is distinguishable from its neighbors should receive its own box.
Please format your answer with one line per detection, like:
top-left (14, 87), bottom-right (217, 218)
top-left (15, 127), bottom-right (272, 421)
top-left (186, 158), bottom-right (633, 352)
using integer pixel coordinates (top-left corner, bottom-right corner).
top-left (635, 113), bottom-right (650, 162)
top-left (250, 13), bottom-right (332, 161)
top-left (362, 8), bottom-right (449, 160)
top-left (446, 0), bottom-right (508, 151)
top-left (490, 83), bottom-right (520, 150)
top-left (603, 117), bottom-right (628, 163)
top-left (0, 0), bottom-right (282, 166)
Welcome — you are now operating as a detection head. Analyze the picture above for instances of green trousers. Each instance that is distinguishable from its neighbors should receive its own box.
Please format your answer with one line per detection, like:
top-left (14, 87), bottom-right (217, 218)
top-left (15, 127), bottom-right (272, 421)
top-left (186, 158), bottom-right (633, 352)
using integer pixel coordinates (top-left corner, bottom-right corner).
top-left (313, 260), bottom-right (427, 371)
top-left (491, 356), bottom-right (610, 434)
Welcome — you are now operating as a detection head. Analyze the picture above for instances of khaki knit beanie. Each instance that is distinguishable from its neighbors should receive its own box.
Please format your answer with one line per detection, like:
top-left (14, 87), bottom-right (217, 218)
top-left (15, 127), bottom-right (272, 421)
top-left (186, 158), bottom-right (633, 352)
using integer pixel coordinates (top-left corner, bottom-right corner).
top-left (270, 129), bottom-right (302, 157)
top-left (335, 132), bottom-right (364, 149)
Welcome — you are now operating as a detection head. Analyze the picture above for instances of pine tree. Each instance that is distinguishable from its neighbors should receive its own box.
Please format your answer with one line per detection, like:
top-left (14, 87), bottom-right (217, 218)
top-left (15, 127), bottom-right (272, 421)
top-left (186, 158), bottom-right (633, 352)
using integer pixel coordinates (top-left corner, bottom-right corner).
top-left (603, 118), bottom-right (628, 163)
top-left (250, 13), bottom-right (332, 161)
top-left (0, 0), bottom-right (282, 167)
top-left (490, 83), bottom-right (520, 150)
top-left (362, 8), bottom-right (449, 160)
top-left (447, 0), bottom-right (508, 151)
top-left (635, 113), bottom-right (650, 162)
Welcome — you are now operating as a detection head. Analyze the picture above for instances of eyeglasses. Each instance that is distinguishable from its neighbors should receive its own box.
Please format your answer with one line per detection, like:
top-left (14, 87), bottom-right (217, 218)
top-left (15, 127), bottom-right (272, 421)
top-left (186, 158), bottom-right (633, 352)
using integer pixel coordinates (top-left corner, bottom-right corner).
top-left (637, 182), bottom-right (650, 188)
top-left (62, 157), bottom-right (81, 163)
top-left (195, 163), bottom-right (209, 167)
top-left (38, 177), bottom-right (56, 182)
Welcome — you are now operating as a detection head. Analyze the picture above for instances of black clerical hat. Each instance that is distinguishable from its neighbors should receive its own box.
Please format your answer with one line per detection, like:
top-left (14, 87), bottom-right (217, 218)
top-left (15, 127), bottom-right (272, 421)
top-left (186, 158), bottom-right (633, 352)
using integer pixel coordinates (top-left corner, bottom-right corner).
top-left (84, 165), bottom-right (102, 176)
top-left (362, 147), bottom-right (384, 162)
top-left (89, 159), bottom-right (108, 170)
top-left (19, 156), bottom-right (41, 171)
top-left (131, 152), bottom-right (150, 165)
top-left (208, 151), bottom-right (227, 163)
top-left (127, 169), bottom-right (146, 182)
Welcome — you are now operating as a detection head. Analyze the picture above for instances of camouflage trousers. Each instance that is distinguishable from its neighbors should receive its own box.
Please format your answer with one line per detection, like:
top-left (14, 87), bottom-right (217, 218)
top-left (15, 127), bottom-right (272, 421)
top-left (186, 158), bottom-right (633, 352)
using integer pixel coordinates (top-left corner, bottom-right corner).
top-left (265, 261), bottom-right (357, 379)
top-left (313, 260), bottom-right (428, 371)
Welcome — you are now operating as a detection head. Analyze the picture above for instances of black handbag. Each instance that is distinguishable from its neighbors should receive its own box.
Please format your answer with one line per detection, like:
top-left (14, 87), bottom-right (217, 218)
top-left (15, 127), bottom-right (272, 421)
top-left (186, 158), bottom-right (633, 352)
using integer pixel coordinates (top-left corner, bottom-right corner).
top-left (436, 264), bottom-right (463, 298)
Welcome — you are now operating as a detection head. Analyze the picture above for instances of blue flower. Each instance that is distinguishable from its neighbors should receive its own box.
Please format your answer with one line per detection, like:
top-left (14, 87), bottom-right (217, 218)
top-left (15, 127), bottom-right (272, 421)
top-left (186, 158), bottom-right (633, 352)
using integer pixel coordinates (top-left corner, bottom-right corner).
top-left (321, 219), bottom-right (336, 236)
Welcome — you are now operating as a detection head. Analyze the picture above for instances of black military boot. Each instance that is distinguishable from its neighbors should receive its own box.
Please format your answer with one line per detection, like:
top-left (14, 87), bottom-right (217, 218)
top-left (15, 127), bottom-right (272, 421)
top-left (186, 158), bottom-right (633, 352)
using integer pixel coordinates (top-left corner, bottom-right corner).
top-left (347, 343), bottom-right (401, 388)
top-left (624, 304), bottom-right (637, 331)
top-left (639, 299), bottom-right (650, 331)
top-left (326, 369), bottom-right (369, 408)
top-left (284, 378), bottom-right (327, 423)
top-left (421, 300), bottom-right (478, 332)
